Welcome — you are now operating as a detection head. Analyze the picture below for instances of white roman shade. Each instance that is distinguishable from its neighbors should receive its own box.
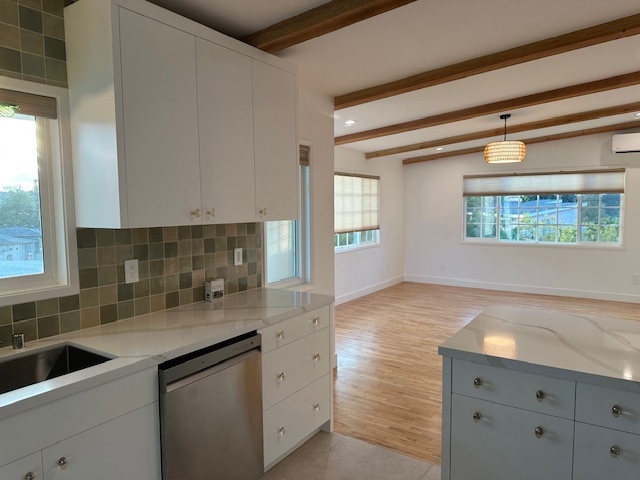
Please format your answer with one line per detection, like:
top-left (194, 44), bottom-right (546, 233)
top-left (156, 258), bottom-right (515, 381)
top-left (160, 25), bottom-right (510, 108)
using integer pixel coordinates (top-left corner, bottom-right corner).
top-left (463, 169), bottom-right (625, 197)
top-left (334, 172), bottom-right (380, 234)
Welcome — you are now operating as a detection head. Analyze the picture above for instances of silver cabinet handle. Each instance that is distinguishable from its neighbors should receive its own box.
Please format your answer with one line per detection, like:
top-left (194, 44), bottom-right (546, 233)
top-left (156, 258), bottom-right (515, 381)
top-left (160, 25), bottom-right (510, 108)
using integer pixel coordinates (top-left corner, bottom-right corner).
top-left (612, 404), bottom-right (622, 417)
top-left (190, 208), bottom-right (201, 218)
top-left (534, 426), bottom-right (544, 438)
top-left (535, 390), bottom-right (545, 401)
top-left (313, 354), bottom-right (321, 362)
top-left (473, 377), bottom-right (482, 388)
top-left (57, 457), bottom-right (68, 470)
top-left (25, 473), bottom-right (36, 480)
top-left (278, 372), bottom-right (286, 381)
top-left (313, 317), bottom-right (320, 325)
top-left (314, 403), bottom-right (321, 412)
top-left (206, 209), bottom-right (216, 217)
top-left (259, 208), bottom-right (268, 216)
top-left (279, 427), bottom-right (286, 436)
top-left (472, 412), bottom-right (481, 422)
top-left (610, 445), bottom-right (621, 457)
top-left (277, 331), bottom-right (285, 340)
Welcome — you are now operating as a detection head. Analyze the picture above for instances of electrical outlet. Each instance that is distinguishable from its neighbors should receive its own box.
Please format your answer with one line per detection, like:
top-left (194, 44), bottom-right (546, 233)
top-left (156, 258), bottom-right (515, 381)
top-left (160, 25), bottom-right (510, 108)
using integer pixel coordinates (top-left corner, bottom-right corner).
top-left (633, 274), bottom-right (640, 285)
top-left (234, 248), bottom-right (242, 266)
top-left (124, 259), bottom-right (139, 284)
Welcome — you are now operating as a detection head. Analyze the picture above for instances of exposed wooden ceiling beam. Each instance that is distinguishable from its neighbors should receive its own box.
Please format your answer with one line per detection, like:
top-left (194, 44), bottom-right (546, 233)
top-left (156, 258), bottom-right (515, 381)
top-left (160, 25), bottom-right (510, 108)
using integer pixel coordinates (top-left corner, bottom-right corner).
top-left (366, 102), bottom-right (640, 158)
top-left (335, 13), bottom-right (640, 110)
top-left (402, 121), bottom-right (640, 165)
top-left (335, 71), bottom-right (640, 145)
top-left (241, 0), bottom-right (418, 53)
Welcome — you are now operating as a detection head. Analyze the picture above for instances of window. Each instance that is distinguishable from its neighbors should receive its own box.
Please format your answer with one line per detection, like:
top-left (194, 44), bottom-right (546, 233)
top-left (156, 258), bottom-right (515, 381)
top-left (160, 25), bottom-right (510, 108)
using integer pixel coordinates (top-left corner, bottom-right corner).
top-left (0, 81), bottom-right (77, 305)
top-left (334, 172), bottom-right (380, 251)
top-left (265, 145), bottom-right (310, 285)
top-left (463, 169), bottom-right (624, 245)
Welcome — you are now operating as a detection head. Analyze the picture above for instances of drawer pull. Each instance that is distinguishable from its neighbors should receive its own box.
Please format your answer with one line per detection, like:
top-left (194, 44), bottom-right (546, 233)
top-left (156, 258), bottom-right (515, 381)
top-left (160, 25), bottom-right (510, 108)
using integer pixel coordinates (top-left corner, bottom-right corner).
top-left (534, 426), bottom-right (544, 438)
top-left (57, 457), bottom-right (68, 470)
top-left (314, 353), bottom-right (321, 362)
top-left (278, 372), bottom-right (286, 381)
top-left (313, 317), bottom-right (320, 325)
top-left (612, 404), bottom-right (623, 417)
top-left (535, 390), bottom-right (545, 401)
top-left (190, 208), bottom-right (201, 218)
top-left (277, 331), bottom-right (285, 340)
top-left (25, 473), bottom-right (36, 480)
top-left (279, 427), bottom-right (286, 436)
top-left (473, 377), bottom-right (482, 388)
top-left (314, 403), bottom-right (321, 412)
top-left (610, 445), bottom-right (621, 457)
top-left (472, 412), bottom-right (482, 422)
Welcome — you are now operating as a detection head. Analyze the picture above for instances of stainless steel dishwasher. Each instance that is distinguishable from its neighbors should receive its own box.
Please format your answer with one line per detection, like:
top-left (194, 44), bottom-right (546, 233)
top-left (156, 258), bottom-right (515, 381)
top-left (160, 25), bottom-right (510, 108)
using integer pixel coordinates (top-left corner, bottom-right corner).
top-left (158, 331), bottom-right (263, 480)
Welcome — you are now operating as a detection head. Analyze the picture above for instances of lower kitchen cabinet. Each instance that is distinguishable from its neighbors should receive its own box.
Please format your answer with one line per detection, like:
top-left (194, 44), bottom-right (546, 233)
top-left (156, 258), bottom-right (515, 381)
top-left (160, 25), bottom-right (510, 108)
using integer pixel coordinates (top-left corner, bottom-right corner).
top-left (451, 394), bottom-right (574, 480)
top-left (0, 452), bottom-right (43, 480)
top-left (42, 402), bottom-right (160, 480)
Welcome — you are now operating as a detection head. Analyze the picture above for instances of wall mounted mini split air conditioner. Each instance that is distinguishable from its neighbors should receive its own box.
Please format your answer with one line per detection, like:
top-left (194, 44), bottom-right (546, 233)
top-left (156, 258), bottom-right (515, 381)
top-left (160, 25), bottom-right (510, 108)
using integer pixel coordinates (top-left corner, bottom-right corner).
top-left (612, 132), bottom-right (640, 153)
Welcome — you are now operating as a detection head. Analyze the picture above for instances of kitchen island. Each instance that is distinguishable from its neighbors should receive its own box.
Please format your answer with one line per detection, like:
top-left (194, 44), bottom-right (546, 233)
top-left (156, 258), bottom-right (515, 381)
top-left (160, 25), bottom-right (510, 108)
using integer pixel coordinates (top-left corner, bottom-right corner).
top-left (439, 305), bottom-right (640, 480)
top-left (0, 288), bottom-right (334, 479)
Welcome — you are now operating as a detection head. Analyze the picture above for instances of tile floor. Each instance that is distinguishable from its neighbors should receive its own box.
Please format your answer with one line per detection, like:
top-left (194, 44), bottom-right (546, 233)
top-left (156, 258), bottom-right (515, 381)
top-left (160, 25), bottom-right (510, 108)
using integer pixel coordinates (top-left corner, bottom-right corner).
top-left (261, 432), bottom-right (441, 480)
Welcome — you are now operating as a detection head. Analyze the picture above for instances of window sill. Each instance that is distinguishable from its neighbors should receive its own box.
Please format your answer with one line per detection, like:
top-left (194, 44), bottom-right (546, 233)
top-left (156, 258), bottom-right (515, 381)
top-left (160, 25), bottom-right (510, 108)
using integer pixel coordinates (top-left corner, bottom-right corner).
top-left (266, 278), bottom-right (313, 292)
top-left (334, 243), bottom-right (381, 254)
top-left (460, 239), bottom-right (625, 251)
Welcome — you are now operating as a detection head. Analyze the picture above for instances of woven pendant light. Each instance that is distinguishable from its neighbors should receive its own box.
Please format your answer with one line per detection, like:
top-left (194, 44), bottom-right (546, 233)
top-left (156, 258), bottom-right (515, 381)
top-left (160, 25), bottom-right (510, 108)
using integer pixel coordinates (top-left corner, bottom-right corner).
top-left (484, 114), bottom-right (526, 164)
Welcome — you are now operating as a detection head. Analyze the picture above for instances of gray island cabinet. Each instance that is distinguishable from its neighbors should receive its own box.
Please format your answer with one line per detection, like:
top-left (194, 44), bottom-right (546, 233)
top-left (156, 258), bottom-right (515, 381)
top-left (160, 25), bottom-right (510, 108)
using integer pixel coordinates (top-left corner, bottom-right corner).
top-left (439, 305), bottom-right (640, 480)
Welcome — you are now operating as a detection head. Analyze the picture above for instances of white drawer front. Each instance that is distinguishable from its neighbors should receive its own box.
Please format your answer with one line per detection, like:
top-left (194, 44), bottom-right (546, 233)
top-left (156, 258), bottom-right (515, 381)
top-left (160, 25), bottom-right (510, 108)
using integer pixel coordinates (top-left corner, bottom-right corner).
top-left (260, 306), bottom-right (330, 353)
top-left (0, 452), bottom-right (42, 479)
top-left (451, 394), bottom-right (574, 480)
top-left (452, 359), bottom-right (575, 419)
top-left (262, 328), bottom-right (330, 410)
top-left (263, 374), bottom-right (331, 467)
top-left (573, 422), bottom-right (640, 480)
top-left (576, 382), bottom-right (640, 435)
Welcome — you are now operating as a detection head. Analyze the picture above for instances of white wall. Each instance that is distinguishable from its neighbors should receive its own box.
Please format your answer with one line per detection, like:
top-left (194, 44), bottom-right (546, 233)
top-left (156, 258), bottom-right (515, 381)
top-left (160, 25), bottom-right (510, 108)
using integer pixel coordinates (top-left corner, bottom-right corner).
top-left (404, 132), bottom-right (640, 303)
top-left (334, 147), bottom-right (405, 304)
top-left (298, 87), bottom-right (335, 297)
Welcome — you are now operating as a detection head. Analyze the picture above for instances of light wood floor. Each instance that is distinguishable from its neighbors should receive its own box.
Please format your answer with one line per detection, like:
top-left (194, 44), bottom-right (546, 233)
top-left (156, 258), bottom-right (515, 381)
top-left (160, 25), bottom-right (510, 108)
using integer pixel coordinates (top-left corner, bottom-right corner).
top-left (332, 282), bottom-right (640, 465)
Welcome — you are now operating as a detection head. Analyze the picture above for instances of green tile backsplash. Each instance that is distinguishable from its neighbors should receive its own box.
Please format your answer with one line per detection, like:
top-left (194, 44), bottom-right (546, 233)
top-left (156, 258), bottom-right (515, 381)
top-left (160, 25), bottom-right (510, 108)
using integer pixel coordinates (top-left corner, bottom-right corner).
top-left (0, 0), bottom-right (70, 86)
top-left (1, 223), bottom-right (263, 347)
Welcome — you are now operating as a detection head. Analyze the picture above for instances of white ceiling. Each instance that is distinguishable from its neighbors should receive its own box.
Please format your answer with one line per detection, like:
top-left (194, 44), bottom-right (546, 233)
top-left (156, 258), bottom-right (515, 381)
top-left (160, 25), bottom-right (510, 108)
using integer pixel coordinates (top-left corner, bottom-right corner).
top-left (148, 0), bottom-right (640, 163)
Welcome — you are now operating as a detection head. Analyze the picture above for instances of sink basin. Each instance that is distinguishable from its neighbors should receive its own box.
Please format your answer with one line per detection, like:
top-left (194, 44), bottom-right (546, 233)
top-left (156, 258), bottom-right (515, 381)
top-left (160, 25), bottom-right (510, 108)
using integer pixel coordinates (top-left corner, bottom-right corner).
top-left (0, 345), bottom-right (110, 395)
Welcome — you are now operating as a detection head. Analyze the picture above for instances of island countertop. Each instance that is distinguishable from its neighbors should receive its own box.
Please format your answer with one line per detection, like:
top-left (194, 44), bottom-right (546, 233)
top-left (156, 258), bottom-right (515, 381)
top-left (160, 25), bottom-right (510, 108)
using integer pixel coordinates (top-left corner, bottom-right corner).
top-left (0, 288), bottom-right (334, 419)
top-left (438, 305), bottom-right (640, 390)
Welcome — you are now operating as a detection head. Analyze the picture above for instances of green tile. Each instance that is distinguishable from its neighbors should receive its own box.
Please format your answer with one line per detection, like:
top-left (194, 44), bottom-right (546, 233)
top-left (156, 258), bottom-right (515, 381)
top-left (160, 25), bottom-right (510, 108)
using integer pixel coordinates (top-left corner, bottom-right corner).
top-left (37, 314), bottom-right (59, 338)
top-left (227, 280), bottom-right (238, 295)
top-left (165, 274), bottom-right (179, 292)
top-left (239, 277), bottom-right (248, 292)
top-left (42, 12), bottom-right (63, 39)
top-left (163, 226), bottom-right (177, 242)
top-left (98, 266), bottom-right (117, 286)
top-left (99, 304), bottom-right (117, 324)
top-left (132, 228), bottom-right (148, 245)
top-left (248, 262), bottom-right (257, 275)
top-left (114, 229), bottom-right (132, 245)
top-left (226, 224), bottom-right (236, 236)
top-left (13, 318), bottom-right (36, 341)
top-left (0, 325), bottom-right (12, 349)
top-left (20, 28), bottom-right (44, 55)
top-left (134, 279), bottom-right (149, 298)
top-left (227, 237), bottom-right (236, 250)
top-left (36, 297), bottom-right (58, 316)
top-left (117, 300), bottom-right (134, 320)
top-left (215, 225), bottom-right (226, 237)
top-left (191, 225), bottom-right (203, 239)
top-left (192, 287), bottom-right (204, 302)
top-left (192, 255), bottom-right (204, 271)
top-left (178, 239), bottom-right (191, 256)
top-left (0, 45), bottom-right (20, 72)
top-left (257, 273), bottom-right (262, 287)
top-left (77, 228), bottom-right (96, 248)
top-left (80, 307), bottom-right (99, 329)
top-left (115, 245), bottom-right (132, 263)
top-left (179, 272), bottom-right (192, 290)
top-left (149, 243), bottom-right (164, 260)
top-left (237, 223), bottom-right (247, 236)
top-left (18, 5), bottom-right (42, 33)
top-left (0, 305), bottom-right (12, 325)
top-left (96, 229), bottom-right (115, 247)
top-left (204, 238), bottom-right (215, 253)
top-left (60, 310), bottom-right (80, 333)
top-left (165, 291), bottom-right (179, 309)
top-left (0, 0), bottom-right (18, 26)
top-left (13, 301), bottom-right (36, 321)
top-left (41, 0), bottom-right (62, 17)
top-left (215, 237), bottom-right (226, 252)
top-left (0, 23), bottom-right (19, 49)
top-left (115, 264), bottom-right (124, 284)
top-left (179, 289), bottom-right (192, 305)
top-left (99, 285), bottom-right (117, 305)
top-left (203, 225), bottom-right (216, 238)
top-left (248, 274), bottom-right (258, 290)
top-left (22, 52), bottom-right (45, 78)
top-left (164, 242), bottom-right (177, 258)
top-left (179, 256), bottom-right (191, 273)
top-left (236, 236), bottom-right (247, 249)
top-left (204, 254), bottom-right (215, 270)
top-left (80, 287), bottom-right (99, 308)
top-left (43, 34), bottom-right (64, 60)
top-left (164, 257), bottom-right (178, 275)
top-left (149, 260), bottom-right (164, 277)
top-left (138, 260), bottom-right (149, 280)
top-left (148, 227), bottom-right (163, 243)
top-left (178, 226), bottom-right (190, 240)
top-left (96, 246), bottom-right (116, 266)
top-left (132, 244), bottom-right (148, 261)
top-left (149, 276), bottom-right (164, 295)
top-left (117, 283), bottom-right (133, 301)
top-left (44, 56), bottom-right (65, 82)
top-left (59, 294), bottom-right (79, 312)
top-left (79, 268), bottom-right (98, 288)
top-left (78, 248), bottom-right (97, 269)
top-left (191, 238), bottom-right (204, 255)
top-left (18, 0), bottom-right (41, 9)
top-left (134, 297), bottom-right (149, 316)
top-left (247, 223), bottom-right (257, 235)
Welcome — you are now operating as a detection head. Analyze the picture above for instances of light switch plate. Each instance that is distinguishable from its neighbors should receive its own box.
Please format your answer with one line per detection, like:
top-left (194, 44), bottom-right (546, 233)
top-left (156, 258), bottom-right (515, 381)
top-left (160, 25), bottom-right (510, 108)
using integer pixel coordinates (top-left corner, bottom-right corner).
top-left (124, 259), bottom-right (139, 284)
top-left (234, 248), bottom-right (242, 266)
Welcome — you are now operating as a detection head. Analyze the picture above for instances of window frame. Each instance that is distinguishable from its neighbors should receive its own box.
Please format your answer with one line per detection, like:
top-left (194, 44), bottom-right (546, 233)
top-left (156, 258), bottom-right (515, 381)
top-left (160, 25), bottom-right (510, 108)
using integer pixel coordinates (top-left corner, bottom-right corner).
top-left (0, 78), bottom-right (78, 306)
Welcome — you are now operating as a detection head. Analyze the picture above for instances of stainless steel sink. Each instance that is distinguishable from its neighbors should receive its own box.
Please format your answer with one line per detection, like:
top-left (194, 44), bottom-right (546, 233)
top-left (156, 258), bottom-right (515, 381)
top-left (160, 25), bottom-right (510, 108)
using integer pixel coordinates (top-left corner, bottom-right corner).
top-left (0, 345), bottom-right (110, 395)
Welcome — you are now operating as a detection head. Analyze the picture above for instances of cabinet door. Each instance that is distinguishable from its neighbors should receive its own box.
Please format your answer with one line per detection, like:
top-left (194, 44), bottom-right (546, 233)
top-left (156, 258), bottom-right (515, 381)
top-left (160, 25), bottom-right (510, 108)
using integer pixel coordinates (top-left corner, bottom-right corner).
top-left (119, 8), bottom-right (201, 227)
top-left (42, 403), bottom-right (160, 480)
top-left (451, 394), bottom-right (573, 480)
top-left (196, 38), bottom-right (256, 224)
top-left (252, 60), bottom-right (298, 221)
top-left (0, 452), bottom-right (42, 480)
top-left (573, 422), bottom-right (640, 480)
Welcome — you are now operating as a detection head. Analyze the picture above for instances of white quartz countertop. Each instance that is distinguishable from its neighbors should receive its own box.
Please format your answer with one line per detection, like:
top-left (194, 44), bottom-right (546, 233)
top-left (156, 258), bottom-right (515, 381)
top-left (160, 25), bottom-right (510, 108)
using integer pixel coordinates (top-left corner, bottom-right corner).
top-left (439, 305), bottom-right (640, 389)
top-left (0, 288), bottom-right (333, 418)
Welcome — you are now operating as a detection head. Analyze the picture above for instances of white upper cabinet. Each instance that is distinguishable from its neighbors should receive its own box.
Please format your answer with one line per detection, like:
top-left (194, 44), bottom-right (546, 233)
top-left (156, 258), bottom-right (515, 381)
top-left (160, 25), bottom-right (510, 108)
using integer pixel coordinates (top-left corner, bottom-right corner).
top-left (66, 0), bottom-right (298, 228)
top-left (196, 38), bottom-right (256, 224)
top-left (253, 60), bottom-right (298, 222)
